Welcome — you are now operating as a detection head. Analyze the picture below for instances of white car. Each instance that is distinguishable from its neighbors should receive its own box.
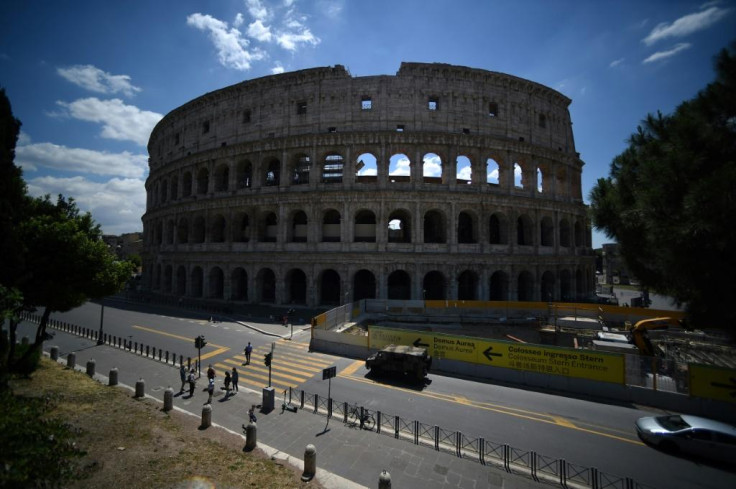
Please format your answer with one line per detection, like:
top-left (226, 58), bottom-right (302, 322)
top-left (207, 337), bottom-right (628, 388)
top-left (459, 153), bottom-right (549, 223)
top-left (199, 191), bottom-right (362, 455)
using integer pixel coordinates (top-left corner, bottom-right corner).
top-left (636, 414), bottom-right (736, 463)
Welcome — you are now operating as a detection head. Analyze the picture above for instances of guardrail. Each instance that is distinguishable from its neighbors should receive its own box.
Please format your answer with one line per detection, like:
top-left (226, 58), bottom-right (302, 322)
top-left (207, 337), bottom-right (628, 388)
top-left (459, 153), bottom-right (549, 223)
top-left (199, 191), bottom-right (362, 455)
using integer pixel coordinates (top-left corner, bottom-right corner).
top-left (286, 387), bottom-right (654, 489)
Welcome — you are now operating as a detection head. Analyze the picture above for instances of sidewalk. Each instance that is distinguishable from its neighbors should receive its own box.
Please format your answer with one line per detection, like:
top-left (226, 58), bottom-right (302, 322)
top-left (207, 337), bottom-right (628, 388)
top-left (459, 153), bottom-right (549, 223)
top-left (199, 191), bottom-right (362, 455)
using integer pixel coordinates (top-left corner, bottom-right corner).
top-left (27, 324), bottom-right (548, 489)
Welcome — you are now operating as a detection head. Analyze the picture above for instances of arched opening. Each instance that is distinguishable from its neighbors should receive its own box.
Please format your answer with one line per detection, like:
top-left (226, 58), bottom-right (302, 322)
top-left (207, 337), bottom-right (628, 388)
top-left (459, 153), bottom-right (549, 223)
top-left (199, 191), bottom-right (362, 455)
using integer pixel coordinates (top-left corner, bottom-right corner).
top-left (560, 270), bottom-right (572, 302)
top-left (163, 265), bottom-right (172, 293)
top-left (457, 211), bottom-right (477, 244)
top-left (166, 220), bottom-right (175, 244)
top-left (292, 154), bottom-right (311, 185)
top-left (209, 267), bottom-right (224, 299)
top-left (210, 214), bottom-right (226, 243)
top-left (517, 271), bottom-right (534, 301)
top-left (182, 172), bottom-right (192, 197)
top-left (487, 158), bottom-right (500, 185)
top-left (176, 266), bottom-right (187, 296)
top-left (233, 213), bottom-right (250, 243)
top-left (489, 213), bottom-right (508, 245)
top-left (541, 271), bottom-right (555, 302)
top-left (354, 210), bottom-right (376, 243)
top-left (540, 216), bottom-right (554, 247)
top-left (190, 267), bottom-right (203, 297)
top-left (154, 263), bottom-right (161, 290)
top-left (514, 162), bottom-right (523, 189)
top-left (355, 153), bottom-right (377, 184)
top-left (286, 269), bottom-right (307, 304)
top-left (422, 153), bottom-right (442, 184)
top-left (320, 269), bottom-right (341, 305)
top-left (389, 153), bottom-right (410, 183)
top-left (256, 268), bottom-right (276, 303)
top-left (353, 269), bottom-right (376, 301)
top-left (423, 271), bottom-right (446, 300)
top-left (387, 270), bottom-right (411, 300)
top-left (574, 220), bottom-right (584, 247)
top-left (322, 153), bottom-right (344, 184)
top-left (537, 167), bottom-right (543, 193)
top-left (575, 269), bottom-right (585, 301)
top-left (458, 270), bottom-right (478, 300)
top-left (423, 210), bottom-right (446, 243)
top-left (290, 211), bottom-right (308, 242)
top-left (161, 179), bottom-right (168, 203)
top-left (264, 158), bottom-right (280, 187)
top-left (258, 212), bottom-right (278, 242)
top-left (489, 271), bottom-right (509, 300)
top-left (559, 218), bottom-right (571, 247)
top-left (214, 163), bottom-right (229, 192)
top-left (170, 178), bottom-right (178, 200)
top-left (387, 209), bottom-right (411, 243)
top-left (322, 209), bottom-right (341, 242)
top-left (456, 155), bottom-right (472, 185)
top-left (237, 160), bottom-right (252, 189)
top-left (196, 167), bottom-right (209, 195)
top-left (231, 268), bottom-right (247, 301)
top-left (192, 216), bottom-right (206, 243)
top-left (155, 221), bottom-right (163, 245)
top-left (517, 214), bottom-right (533, 246)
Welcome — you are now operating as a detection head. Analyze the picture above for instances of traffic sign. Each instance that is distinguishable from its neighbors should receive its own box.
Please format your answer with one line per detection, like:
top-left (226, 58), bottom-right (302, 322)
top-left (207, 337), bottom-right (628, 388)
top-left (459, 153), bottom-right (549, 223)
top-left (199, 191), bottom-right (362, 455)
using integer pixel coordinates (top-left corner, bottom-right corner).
top-left (322, 366), bottom-right (336, 380)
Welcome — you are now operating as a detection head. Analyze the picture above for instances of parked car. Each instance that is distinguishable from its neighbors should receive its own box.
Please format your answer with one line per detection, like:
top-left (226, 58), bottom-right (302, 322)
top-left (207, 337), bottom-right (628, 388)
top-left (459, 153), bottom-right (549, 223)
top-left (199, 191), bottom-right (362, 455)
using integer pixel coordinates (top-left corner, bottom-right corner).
top-left (635, 414), bottom-right (736, 463)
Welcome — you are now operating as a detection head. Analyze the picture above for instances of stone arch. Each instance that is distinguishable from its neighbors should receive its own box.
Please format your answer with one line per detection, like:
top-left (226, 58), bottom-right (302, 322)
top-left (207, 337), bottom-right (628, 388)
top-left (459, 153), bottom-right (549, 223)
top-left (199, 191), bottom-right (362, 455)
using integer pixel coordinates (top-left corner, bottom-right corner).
top-left (355, 152), bottom-right (377, 184)
top-left (322, 209), bottom-right (341, 242)
top-left (574, 219), bottom-right (585, 247)
top-left (214, 163), bottom-right (229, 192)
top-left (237, 159), bottom-right (253, 189)
top-left (289, 210), bottom-right (308, 242)
top-left (231, 267), bottom-right (247, 300)
top-left (176, 265), bottom-right (187, 296)
top-left (354, 209), bottom-right (376, 243)
top-left (191, 266), bottom-right (204, 297)
top-left (575, 268), bottom-right (585, 301)
top-left (353, 269), bottom-right (376, 301)
top-left (423, 271), bottom-right (446, 300)
top-left (322, 153), bottom-right (344, 184)
top-left (422, 152), bottom-right (444, 184)
top-left (387, 208), bottom-right (411, 243)
top-left (319, 269), bottom-right (341, 305)
top-left (388, 153), bottom-right (411, 184)
top-left (516, 214), bottom-right (534, 246)
top-left (153, 263), bottom-right (161, 290)
top-left (540, 216), bottom-right (554, 247)
top-left (560, 269), bottom-right (572, 301)
top-left (456, 155), bottom-right (472, 185)
top-left (387, 270), bottom-right (411, 300)
top-left (166, 219), bottom-right (175, 244)
top-left (196, 167), bottom-right (209, 195)
top-left (541, 270), bottom-right (555, 301)
top-left (170, 177), bottom-right (178, 200)
top-left (423, 209), bottom-right (446, 243)
top-left (286, 268), bottom-right (307, 304)
top-left (458, 210), bottom-right (478, 244)
top-left (182, 171), bottom-right (192, 197)
top-left (486, 157), bottom-right (500, 185)
top-left (517, 270), bottom-right (534, 301)
top-left (536, 167), bottom-right (544, 193)
top-left (489, 270), bottom-right (509, 300)
top-left (458, 269), bottom-right (478, 300)
top-left (513, 162), bottom-right (523, 188)
top-left (161, 179), bottom-right (169, 203)
top-left (257, 211), bottom-right (278, 242)
top-left (559, 218), bottom-right (571, 247)
top-left (489, 213), bottom-right (508, 245)
top-left (192, 216), bottom-right (206, 243)
top-left (209, 267), bottom-right (224, 299)
top-left (210, 214), bottom-right (227, 243)
top-left (163, 265), bottom-right (172, 293)
top-left (291, 153), bottom-right (311, 185)
top-left (256, 268), bottom-right (276, 303)
top-left (264, 157), bottom-right (280, 187)
top-left (232, 212), bottom-right (250, 243)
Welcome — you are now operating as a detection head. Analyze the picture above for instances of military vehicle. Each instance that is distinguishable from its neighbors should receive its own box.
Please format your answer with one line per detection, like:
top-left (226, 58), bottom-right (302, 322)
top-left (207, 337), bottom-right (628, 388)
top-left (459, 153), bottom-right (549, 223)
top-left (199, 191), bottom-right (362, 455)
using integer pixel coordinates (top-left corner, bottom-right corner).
top-left (365, 344), bottom-right (432, 381)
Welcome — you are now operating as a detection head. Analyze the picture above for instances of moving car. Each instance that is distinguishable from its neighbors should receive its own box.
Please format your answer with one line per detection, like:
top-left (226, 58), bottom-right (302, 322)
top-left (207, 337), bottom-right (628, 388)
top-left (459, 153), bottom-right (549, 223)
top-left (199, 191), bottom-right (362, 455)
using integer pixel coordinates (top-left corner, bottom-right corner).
top-left (636, 414), bottom-right (736, 463)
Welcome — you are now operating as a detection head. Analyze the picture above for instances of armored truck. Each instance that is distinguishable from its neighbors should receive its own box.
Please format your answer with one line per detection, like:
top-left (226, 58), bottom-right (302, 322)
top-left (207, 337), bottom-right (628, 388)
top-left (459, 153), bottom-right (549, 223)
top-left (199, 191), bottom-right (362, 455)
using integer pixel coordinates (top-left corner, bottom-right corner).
top-left (365, 344), bottom-right (432, 381)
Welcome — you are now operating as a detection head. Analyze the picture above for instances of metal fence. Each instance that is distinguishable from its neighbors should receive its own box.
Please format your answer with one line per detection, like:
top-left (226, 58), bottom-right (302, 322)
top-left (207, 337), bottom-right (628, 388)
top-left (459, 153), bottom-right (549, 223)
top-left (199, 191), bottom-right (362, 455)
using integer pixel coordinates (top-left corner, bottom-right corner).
top-left (285, 387), bottom-right (654, 489)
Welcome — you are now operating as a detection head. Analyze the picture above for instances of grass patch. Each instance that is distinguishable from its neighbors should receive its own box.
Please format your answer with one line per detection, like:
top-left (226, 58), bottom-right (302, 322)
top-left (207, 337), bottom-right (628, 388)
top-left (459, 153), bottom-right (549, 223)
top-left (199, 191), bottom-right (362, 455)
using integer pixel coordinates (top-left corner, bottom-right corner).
top-left (3, 358), bottom-right (324, 489)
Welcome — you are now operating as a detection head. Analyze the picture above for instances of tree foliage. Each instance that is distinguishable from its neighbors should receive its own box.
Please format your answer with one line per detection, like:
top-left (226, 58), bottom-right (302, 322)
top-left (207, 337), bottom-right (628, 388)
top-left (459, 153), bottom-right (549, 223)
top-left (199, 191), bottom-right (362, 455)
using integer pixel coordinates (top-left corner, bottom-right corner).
top-left (589, 44), bottom-right (736, 329)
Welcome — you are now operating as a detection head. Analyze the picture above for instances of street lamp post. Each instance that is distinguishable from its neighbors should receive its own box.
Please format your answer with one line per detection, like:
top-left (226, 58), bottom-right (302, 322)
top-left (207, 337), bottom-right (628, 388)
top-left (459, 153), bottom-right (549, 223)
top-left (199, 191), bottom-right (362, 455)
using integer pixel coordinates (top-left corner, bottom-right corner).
top-left (97, 300), bottom-right (105, 345)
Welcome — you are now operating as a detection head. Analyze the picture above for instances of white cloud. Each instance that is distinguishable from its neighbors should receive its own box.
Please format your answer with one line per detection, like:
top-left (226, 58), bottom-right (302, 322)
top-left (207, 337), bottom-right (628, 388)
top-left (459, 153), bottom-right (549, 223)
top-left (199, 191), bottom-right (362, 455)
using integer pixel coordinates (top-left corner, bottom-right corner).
top-left (233, 13), bottom-right (245, 28)
top-left (275, 27), bottom-right (319, 51)
top-left (457, 164), bottom-right (472, 181)
top-left (246, 0), bottom-right (270, 22)
top-left (609, 58), bottom-right (625, 68)
top-left (57, 65), bottom-right (142, 97)
top-left (187, 13), bottom-right (266, 71)
top-left (318, 0), bottom-right (344, 19)
top-left (247, 19), bottom-right (273, 42)
top-left (390, 157), bottom-right (411, 176)
top-left (271, 63), bottom-right (285, 74)
top-left (642, 43), bottom-right (691, 64)
top-left (56, 97), bottom-right (162, 147)
top-left (15, 142), bottom-right (148, 178)
top-left (26, 176), bottom-right (146, 234)
top-left (642, 6), bottom-right (730, 45)
top-left (423, 155), bottom-right (442, 177)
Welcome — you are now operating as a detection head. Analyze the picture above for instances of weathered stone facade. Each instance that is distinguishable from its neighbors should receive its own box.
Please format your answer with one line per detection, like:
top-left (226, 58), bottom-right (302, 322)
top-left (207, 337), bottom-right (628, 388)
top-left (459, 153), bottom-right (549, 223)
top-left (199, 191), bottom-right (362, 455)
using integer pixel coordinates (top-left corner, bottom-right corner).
top-left (141, 63), bottom-right (595, 307)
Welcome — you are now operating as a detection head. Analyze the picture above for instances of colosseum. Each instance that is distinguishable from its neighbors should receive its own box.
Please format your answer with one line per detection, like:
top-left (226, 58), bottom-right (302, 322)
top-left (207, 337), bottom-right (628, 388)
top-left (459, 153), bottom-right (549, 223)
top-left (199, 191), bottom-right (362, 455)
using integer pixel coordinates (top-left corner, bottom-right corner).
top-left (141, 62), bottom-right (595, 308)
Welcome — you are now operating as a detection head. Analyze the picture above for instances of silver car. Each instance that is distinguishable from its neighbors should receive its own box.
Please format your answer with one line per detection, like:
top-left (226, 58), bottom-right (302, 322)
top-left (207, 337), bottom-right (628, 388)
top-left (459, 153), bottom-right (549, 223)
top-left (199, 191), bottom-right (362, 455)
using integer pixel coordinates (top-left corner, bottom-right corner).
top-left (636, 414), bottom-right (736, 463)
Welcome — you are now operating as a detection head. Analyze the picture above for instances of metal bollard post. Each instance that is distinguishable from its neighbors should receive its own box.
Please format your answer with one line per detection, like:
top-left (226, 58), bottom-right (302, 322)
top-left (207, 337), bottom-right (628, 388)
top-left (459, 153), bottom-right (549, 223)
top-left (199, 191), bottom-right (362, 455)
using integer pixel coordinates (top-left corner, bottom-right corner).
top-left (163, 387), bottom-right (174, 412)
top-left (201, 404), bottom-right (212, 428)
top-left (109, 368), bottom-right (118, 386)
top-left (135, 378), bottom-right (145, 398)
top-left (301, 444), bottom-right (316, 481)
top-left (67, 352), bottom-right (76, 369)
top-left (244, 421), bottom-right (257, 451)
top-left (86, 359), bottom-right (96, 377)
top-left (378, 469), bottom-right (392, 489)
top-left (50, 346), bottom-right (59, 361)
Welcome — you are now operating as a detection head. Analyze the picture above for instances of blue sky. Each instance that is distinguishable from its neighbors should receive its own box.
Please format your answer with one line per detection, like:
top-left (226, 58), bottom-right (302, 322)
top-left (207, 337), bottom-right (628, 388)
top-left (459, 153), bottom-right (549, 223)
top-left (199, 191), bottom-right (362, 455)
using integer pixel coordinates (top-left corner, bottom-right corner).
top-left (1, 1), bottom-right (734, 246)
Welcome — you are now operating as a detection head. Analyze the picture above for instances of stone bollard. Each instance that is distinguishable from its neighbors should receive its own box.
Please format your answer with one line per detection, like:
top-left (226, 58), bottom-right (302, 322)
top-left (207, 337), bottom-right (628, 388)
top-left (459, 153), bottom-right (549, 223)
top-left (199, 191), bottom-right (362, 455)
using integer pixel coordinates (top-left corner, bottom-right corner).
top-left (50, 346), bottom-right (59, 361)
top-left (378, 470), bottom-right (391, 489)
top-left (301, 444), bottom-right (316, 482)
top-left (244, 421), bottom-right (257, 451)
top-left (163, 387), bottom-right (174, 412)
top-left (109, 368), bottom-right (118, 386)
top-left (66, 352), bottom-right (76, 369)
top-left (201, 404), bottom-right (212, 429)
top-left (86, 359), bottom-right (96, 377)
top-left (135, 378), bottom-right (145, 398)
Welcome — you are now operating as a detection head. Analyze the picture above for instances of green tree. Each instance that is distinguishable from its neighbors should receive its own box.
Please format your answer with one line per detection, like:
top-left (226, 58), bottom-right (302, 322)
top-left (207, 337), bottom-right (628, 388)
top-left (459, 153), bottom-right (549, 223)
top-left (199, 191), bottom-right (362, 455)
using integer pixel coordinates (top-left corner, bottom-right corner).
top-left (589, 44), bottom-right (736, 329)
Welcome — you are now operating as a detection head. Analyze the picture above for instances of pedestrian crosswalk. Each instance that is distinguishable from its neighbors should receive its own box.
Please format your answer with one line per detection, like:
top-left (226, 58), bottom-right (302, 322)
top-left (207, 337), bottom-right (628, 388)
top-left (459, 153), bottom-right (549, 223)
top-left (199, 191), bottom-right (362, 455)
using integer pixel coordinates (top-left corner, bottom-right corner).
top-left (213, 339), bottom-right (335, 392)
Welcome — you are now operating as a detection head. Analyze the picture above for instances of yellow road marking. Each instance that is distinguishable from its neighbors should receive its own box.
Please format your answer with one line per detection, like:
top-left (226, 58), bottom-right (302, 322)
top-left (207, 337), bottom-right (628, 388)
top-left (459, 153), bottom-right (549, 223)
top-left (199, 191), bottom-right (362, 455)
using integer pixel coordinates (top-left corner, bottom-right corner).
top-left (340, 360), bottom-right (364, 377)
top-left (132, 324), bottom-right (230, 360)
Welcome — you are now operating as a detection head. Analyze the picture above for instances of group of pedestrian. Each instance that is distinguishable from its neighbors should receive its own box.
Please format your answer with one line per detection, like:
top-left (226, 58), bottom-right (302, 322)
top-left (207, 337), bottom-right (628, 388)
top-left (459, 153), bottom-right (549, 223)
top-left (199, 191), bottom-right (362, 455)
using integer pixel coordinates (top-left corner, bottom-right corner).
top-left (179, 364), bottom-right (198, 397)
top-left (178, 363), bottom-right (239, 403)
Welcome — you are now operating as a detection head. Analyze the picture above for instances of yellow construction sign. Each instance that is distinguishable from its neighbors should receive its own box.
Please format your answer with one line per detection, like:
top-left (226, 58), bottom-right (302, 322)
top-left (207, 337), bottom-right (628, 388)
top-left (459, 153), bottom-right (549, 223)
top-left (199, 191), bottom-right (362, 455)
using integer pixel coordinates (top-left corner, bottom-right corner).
top-left (369, 327), bottom-right (624, 384)
top-left (689, 364), bottom-right (736, 403)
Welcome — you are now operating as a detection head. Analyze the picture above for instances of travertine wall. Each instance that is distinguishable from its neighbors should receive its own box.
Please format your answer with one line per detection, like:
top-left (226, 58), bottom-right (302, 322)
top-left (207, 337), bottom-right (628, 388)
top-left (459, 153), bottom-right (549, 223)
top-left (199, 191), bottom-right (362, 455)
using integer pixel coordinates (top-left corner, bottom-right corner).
top-left (142, 63), bottom-right (595, 307)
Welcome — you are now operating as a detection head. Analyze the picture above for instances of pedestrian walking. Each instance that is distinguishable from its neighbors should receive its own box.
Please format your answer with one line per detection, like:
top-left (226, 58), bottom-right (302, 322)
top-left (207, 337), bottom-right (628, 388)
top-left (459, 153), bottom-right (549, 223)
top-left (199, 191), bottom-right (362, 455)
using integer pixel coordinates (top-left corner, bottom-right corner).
top-left (187, 369), bottom-right (196, 397)
top-left (207, 364), bottom-right (215, 381)
top-left (206, 377), bottom-right (215, 404)
top-left (224, 371), bottom-right (231, 397)
top-left (179, 364), bottom-right (187, 394)
top-left (244, 342), bottom-right (252, 365)
top-left (231, 367), bottom-right (239, 393)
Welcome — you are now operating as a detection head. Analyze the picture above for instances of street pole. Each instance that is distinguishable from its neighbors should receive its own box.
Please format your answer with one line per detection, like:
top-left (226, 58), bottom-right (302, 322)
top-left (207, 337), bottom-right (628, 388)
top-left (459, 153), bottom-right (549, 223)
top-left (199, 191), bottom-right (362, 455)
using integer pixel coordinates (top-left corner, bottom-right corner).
top-left (197, 346), bottom-right (201, 377)
top-left (97, 301), bottom-right (105, 345)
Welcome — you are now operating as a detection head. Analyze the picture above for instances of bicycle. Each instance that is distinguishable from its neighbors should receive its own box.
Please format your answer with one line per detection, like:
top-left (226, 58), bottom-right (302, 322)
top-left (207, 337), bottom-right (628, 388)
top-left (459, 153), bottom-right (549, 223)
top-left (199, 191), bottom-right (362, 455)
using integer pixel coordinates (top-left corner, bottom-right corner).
top-left (346, 403), bottom-right (375, 430)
